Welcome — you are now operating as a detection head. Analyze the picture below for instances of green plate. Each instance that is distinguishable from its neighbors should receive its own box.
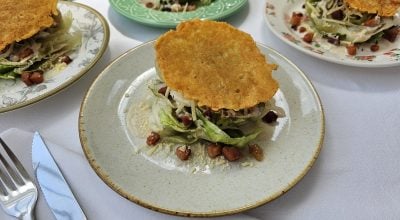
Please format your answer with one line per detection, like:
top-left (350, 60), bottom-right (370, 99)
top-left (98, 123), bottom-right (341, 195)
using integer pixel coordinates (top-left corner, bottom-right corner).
top-left (109, 0), bottom-right (248, 28)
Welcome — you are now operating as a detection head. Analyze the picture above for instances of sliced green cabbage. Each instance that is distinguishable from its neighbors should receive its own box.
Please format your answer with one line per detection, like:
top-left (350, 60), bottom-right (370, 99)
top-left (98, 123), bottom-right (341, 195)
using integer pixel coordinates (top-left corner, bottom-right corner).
top-left (194, 109), bottom-right (262, 147)
top-left (149, 86), bottom-right (262, 147)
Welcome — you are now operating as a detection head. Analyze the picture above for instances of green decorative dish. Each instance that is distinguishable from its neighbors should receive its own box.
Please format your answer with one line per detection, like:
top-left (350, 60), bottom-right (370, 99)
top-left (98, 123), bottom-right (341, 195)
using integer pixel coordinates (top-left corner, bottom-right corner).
top-left (109, 0), bottom-right (248, 28)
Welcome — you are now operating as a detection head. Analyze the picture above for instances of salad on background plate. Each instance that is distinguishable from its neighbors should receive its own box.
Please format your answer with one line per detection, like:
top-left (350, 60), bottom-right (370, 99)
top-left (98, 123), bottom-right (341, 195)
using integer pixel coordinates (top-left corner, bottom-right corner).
top-left (0, 1), bottom-right (109, 113)
top-left (299, 0), bottom-right (400, 55)
top-left (0, 12), bottom-right (81, 86)
top-left (140, 0), bottom-right (214, 12)
top-left (109, 0), bottom-right (248, 28)
top-left (264, 0), bottom-right (400, 67)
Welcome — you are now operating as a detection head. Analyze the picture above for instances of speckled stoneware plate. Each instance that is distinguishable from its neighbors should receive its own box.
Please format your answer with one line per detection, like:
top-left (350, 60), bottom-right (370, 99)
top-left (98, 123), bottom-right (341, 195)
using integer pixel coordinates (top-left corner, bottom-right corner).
top-left (0, 1), bottom-right (109, 113)
top-left (264, 0), bottom-right (400, 67)
top-left (109, 0), bottom-right (247, 28)
top-left (79, 41), bottom-right (324, 216)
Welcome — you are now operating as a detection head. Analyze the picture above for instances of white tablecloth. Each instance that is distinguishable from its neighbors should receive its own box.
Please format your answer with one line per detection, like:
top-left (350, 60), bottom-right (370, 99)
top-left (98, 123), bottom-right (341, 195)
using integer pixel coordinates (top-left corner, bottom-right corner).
top-left (1, 0), bottom-right (400, 219)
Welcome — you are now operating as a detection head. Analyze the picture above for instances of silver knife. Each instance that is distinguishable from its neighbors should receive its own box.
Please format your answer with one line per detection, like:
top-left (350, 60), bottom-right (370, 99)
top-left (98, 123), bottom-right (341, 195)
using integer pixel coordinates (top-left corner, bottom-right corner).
top-left (32, 131), bottom-right (87, 220)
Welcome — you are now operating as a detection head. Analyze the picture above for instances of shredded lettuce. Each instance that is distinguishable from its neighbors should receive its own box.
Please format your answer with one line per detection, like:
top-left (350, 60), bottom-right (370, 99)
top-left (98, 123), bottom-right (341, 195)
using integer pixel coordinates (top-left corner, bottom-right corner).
top-left (149, 80), bottom-right (264, 148)
top-left (194, 109), bottom-right (262, 147)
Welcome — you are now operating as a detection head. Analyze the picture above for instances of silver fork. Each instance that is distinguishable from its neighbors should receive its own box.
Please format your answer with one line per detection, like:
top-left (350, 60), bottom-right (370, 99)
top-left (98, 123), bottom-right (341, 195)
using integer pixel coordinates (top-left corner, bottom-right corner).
top-left (0, 138), bottom-right (38, 220)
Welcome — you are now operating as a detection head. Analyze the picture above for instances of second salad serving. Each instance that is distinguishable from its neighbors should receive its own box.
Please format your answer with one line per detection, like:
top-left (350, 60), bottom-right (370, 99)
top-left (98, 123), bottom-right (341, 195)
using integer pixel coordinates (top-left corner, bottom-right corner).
top-left (290, 0), bottom-right (400, 55)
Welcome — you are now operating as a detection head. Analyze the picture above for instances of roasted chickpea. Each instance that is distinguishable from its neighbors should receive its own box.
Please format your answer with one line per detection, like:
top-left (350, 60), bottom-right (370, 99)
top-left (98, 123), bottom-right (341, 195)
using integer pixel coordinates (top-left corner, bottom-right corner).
top-left (176, 145), bottom-right (191, 161)
top-left (299, 26), bottom-right (307, 33)
top-left (21, 72), bottom-right (32, 86)
top-left (346, 44), bottom-right (357, 56)
top-left (290, 12), bottom-right (302, 29)
top-left (207, 143), bottom-right (222, 158)
top-left (29, 71), bottom-right (44, 84)
top-left (370, 44), bottom-right (379, 52)
top-left (222, 146), bottom-right (241, 162)
top-left (249, 144), bottom-right (264, 161)
top-left (303, 32), bottom-right (314, 44)
top-left (146, 132), bottom-right (160, 146)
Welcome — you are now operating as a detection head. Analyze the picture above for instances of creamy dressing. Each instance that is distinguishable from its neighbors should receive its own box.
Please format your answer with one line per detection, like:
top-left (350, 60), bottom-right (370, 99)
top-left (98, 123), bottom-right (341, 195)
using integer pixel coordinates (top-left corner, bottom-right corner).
top-left (307, 0), bottom-right (400, 43)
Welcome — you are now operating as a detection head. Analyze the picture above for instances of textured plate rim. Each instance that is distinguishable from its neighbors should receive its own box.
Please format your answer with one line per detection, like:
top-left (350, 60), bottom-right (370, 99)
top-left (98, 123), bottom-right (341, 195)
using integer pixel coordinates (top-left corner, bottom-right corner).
top-left (79, 40), bottom-right (325, 217)
top-left (263, 0), bottom-right (400, 68)
top-left (0, 1), bottom-right (110, 114)
top-left (109, 0), bottom-right (248, 28)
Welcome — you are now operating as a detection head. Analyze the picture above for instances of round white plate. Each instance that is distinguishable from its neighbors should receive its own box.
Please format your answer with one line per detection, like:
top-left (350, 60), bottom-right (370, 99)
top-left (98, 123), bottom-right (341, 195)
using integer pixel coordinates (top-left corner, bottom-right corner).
top-left (0, 1), bottom-right (109, 113)
top-left (264, 0), bottom-right (400, 67)
top-left (79, 41), bottom-right (324, 217)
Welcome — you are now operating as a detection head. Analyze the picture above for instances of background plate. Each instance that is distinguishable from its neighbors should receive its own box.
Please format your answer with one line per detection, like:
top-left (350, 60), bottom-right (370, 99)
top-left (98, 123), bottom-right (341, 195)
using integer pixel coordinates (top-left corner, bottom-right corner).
top-left (264, 0), bottom-right (400, 67)
top-left (79, 41), bottom-right (324, 217)
top-left (109, 0), bottom-right (247, 28)
top-left (0, 1), bottom-right (109, 113)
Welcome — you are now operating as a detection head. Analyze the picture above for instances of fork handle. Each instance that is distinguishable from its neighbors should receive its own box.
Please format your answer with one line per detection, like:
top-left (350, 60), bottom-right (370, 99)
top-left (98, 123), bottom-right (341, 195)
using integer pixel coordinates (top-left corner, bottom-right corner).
top-left (21, 209), bottom-right (35, 220)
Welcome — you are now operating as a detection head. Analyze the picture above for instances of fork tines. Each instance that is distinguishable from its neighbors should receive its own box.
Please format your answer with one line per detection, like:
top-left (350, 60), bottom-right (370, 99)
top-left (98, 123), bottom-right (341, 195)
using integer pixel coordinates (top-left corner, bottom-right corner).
top-left (0, 138), bottom-right (31, 194)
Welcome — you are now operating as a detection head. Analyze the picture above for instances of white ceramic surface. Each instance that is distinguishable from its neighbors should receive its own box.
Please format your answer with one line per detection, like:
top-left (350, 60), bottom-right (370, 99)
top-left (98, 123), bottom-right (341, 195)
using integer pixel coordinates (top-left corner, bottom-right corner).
top-left (0, 1), bottom-right (110, 113)
top-left (264, 0), bottom-right (400, 67)
top-left (79, 41), bottom-right (324, 217)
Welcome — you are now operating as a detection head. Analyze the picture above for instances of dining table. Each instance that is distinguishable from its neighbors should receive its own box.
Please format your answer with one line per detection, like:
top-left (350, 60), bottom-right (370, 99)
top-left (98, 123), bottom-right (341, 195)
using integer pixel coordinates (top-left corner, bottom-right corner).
top-left (1, 0), bottom-right (400, 219)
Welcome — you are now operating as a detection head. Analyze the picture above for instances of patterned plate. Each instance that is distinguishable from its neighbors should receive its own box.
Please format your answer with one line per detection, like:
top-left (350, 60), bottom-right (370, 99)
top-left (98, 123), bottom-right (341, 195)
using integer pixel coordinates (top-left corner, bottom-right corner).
top-left (264, 0), bottom-right (400, 67)
top-left (0, 1), bottom-right (110, 113)
top-left (109, 0), bottom-right (247, 28)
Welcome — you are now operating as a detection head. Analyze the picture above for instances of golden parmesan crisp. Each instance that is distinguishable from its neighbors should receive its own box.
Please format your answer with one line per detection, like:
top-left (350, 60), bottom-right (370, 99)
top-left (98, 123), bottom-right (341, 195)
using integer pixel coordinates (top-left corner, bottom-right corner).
top-left (345, 0), bottom-right (400, 16)
top-left (0, 0), bottom-right (58, 51)
top-left (155, 20), bottom-right (278, 111)
top-left (381, 0), bottom-right (400, 16)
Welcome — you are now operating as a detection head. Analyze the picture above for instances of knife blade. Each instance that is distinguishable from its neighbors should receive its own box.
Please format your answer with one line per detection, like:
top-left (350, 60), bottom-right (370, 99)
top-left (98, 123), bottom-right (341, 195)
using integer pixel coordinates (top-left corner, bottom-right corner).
top-left (32, 131), bottom-right (86, 220)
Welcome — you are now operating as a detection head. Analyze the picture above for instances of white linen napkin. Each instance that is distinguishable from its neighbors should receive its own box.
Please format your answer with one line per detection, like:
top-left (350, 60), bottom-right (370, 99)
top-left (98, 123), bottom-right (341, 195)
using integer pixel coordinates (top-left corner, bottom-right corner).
top-left (0, 128), bottom-right (259, 220)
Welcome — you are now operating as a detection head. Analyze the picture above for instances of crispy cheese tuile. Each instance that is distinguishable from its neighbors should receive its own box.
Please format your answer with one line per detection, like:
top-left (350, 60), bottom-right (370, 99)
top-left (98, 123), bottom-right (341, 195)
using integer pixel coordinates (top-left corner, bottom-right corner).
top-left (345, 0), bottom-right (400, 16)
top-left (155, 20), bottom-right (279, 111)
top-left (0, 0), bottom-right (58, 51)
